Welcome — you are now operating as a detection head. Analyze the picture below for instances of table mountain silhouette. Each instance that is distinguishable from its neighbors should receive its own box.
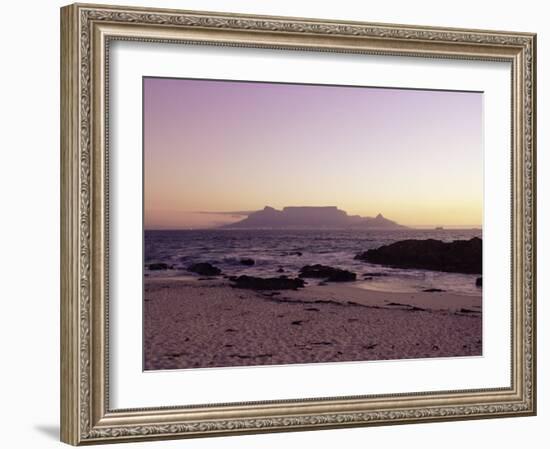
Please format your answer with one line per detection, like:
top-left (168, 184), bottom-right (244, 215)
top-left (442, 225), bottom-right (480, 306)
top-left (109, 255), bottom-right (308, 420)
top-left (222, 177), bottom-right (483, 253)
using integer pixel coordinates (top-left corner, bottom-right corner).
top-left (221, 206), bottom-right (406, 229)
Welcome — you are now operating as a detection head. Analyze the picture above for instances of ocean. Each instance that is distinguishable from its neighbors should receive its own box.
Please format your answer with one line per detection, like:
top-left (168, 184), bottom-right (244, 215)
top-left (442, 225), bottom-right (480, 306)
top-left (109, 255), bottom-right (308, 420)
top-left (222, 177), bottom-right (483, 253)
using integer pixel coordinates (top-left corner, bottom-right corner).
top-left (144, 228), bottom-right (482, 296)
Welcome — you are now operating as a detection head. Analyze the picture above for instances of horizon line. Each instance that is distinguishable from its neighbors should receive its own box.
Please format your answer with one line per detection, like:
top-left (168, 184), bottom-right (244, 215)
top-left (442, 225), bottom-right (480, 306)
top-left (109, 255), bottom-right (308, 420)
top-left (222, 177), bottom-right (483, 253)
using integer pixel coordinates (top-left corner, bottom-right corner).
top-left (144, 225), bottom-right (483, 231)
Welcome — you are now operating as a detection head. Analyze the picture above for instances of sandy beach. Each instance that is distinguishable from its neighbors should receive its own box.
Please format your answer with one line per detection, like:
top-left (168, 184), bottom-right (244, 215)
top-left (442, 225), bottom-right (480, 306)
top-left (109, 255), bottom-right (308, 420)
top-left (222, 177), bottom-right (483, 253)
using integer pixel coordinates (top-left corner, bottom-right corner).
top-left (144, 277), bottom-right (481, 370)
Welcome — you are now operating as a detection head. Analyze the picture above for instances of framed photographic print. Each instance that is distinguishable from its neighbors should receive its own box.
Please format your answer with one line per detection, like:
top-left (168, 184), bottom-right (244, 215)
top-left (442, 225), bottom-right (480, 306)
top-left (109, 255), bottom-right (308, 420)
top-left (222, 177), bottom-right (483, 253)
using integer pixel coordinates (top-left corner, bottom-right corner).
top-left (60, 3), bottom-right (537, 445)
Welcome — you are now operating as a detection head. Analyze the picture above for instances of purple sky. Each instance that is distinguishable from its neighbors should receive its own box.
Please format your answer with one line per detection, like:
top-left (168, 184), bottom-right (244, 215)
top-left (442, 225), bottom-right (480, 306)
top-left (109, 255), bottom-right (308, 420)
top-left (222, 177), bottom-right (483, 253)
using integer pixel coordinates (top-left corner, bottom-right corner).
top-left (144, 77), bottom-right (483, 229)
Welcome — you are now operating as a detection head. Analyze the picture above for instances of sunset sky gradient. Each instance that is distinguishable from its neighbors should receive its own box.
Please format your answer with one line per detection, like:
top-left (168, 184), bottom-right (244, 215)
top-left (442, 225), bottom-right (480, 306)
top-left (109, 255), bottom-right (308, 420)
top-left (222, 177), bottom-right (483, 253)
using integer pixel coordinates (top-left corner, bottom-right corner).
top-left (144, 77), bottom-right (483, 229)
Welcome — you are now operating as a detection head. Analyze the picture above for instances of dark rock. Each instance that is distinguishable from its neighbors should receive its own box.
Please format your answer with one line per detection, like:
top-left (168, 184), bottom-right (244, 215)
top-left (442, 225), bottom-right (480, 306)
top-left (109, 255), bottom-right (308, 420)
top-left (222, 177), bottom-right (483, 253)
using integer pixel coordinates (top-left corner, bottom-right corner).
top-left (240, 258), bottom-right (255, 266)
top-left (230, 275), bottom-right (305, 290)
top-left (187, 262), bottom-right (222, 276)
top-left (280, 251), bottom-right (303, 257)
top-left (327, 270), bottom-right (356, 282)
top-left (423, 288), bottom-right (445, 292)
top-left (355, 237), bottom-right (482, 274)
top-left (299, 264), bottom-right (357, 282)
top-left (277, 267), bottom-right (285, 273)
top-left (148, 263), bottom-right (170, 271)
top-left (476, 277), bottom-right (482, 287)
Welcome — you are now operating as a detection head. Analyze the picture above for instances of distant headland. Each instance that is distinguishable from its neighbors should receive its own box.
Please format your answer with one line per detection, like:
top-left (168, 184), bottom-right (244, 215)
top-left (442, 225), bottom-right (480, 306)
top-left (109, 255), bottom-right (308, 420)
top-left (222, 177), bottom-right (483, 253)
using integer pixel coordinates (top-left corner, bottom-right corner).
top-left (220, 206), bottom-right (406, 230)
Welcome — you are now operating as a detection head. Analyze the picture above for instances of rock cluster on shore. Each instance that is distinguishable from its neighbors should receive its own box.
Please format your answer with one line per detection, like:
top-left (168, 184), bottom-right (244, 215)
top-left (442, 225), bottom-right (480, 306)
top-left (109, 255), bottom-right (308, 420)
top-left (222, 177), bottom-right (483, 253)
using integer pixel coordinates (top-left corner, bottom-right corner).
top-left (299, 264), bottom-right (357, 282)
top-left (355, 237), bottom-right (482, 274)
top-left (147, 263), bottom-right (171, 271)
top-left (187, 262), bottom-right (222, 276)
top-left (229, 275), bottom-right (305, 290)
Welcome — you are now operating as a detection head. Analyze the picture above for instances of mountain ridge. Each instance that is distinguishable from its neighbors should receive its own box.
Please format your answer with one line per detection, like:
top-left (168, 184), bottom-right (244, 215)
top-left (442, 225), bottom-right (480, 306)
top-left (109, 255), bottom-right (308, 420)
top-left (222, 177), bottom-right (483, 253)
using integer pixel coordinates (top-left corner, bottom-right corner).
top-left (220, 206), bottom-right (406, 229)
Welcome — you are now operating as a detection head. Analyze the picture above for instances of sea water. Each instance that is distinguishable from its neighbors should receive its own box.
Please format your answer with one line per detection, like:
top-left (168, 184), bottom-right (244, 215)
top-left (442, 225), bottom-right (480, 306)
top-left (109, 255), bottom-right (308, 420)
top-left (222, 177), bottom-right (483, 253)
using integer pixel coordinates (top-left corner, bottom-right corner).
top-left (144, 228), bottom-right (482, 296)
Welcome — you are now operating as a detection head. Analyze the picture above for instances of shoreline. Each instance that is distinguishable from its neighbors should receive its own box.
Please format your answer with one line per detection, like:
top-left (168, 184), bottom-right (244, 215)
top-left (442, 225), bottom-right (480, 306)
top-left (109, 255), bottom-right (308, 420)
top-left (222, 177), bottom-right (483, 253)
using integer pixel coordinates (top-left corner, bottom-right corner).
top-left (144, 277), bottom-right (481, 370)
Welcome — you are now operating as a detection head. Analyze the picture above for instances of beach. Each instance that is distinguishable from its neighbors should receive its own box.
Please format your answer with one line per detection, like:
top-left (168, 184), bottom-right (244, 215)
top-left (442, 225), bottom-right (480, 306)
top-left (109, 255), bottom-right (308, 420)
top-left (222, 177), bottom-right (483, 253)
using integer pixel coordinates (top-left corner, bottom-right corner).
top-left (144, 277), bottom-right (482, 370)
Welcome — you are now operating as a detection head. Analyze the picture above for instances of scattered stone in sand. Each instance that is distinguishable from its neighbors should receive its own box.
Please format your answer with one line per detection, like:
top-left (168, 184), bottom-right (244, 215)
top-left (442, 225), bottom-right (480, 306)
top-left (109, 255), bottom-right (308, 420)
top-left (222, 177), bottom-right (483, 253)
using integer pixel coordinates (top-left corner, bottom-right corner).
top-left (224, 328), bottom-right (237, 333)
top-left (291, 320), bottom-right (304, 325)
top-left (240, 258), bottom-right (255, 266)
top-left (224, 344), bottom-right (233, 348)
top-left (187, 262), bottom-right (222, 276)
top-left (363, 343), bottom-right (378, 350)
top-left (262, 291), bottom-right (282, 297)
top-left (432, 345), bottom-right (440, 350)
top-left (230, 353), bottom-right (272, 359)
top-left (164, 352), bottom-right (187, 358)
top-left (458, 308), bottom-right (480, 314)
top-left (476, 277), bottom-right (483, 287)
top-left (348, 318), bottom-right (359, 322)
top-left (277, 267), bottom-right (285, 273)
top-left (311, 341), bottom-right (333, 346)
top-left (304, 307), bottom-right (320, 312)
top-left (230, 275), bottom-right (305, 290)
top-left (148, 263), bottom-right (171, 271)
top-left (423, 288), bottom-right (446, 292)
top-left (319, 282), bottom-right (328, 286)
top-left (355, 237), bottom-right (482, 274)
top-left (386, 302), bottom-right (426, 312)
top-left (299, 264), bottom-right (357, 282)
top-left (363, 277), bottom-right (373, 281)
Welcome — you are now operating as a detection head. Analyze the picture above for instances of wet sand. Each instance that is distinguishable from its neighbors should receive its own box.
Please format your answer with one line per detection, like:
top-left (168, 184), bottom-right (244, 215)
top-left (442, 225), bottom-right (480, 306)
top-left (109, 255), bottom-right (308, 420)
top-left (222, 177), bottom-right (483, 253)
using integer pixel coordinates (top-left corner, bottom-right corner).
top-left (144, 278), bottom-right (481, 370)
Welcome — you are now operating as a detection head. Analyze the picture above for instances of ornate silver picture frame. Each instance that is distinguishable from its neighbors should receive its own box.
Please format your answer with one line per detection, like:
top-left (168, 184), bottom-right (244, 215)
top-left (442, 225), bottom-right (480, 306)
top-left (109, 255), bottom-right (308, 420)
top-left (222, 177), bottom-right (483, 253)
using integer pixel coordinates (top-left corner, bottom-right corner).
top-left (61, 3), bottom-right (536, 445)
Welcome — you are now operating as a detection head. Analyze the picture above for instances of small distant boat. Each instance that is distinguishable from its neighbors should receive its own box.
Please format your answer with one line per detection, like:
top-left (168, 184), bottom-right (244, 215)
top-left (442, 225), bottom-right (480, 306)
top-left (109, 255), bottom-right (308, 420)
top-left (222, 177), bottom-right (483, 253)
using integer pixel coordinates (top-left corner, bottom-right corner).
top-left (435, 226), bottom-right (444, 230)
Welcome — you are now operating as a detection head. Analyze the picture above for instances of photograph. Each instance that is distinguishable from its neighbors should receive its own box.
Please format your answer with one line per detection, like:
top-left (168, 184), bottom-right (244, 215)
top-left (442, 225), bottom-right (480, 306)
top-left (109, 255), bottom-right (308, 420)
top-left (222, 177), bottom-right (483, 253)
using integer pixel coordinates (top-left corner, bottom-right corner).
top-left (143, 77), bottom-right (484, 371)
top-left (58, 3), bottom-right (536, 444)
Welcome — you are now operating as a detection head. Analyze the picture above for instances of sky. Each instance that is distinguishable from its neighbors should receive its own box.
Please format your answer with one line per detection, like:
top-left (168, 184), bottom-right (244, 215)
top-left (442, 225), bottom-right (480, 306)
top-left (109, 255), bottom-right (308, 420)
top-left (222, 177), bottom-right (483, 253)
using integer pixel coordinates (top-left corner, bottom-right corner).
top-left (144, 77), bottom-right (483, 229)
